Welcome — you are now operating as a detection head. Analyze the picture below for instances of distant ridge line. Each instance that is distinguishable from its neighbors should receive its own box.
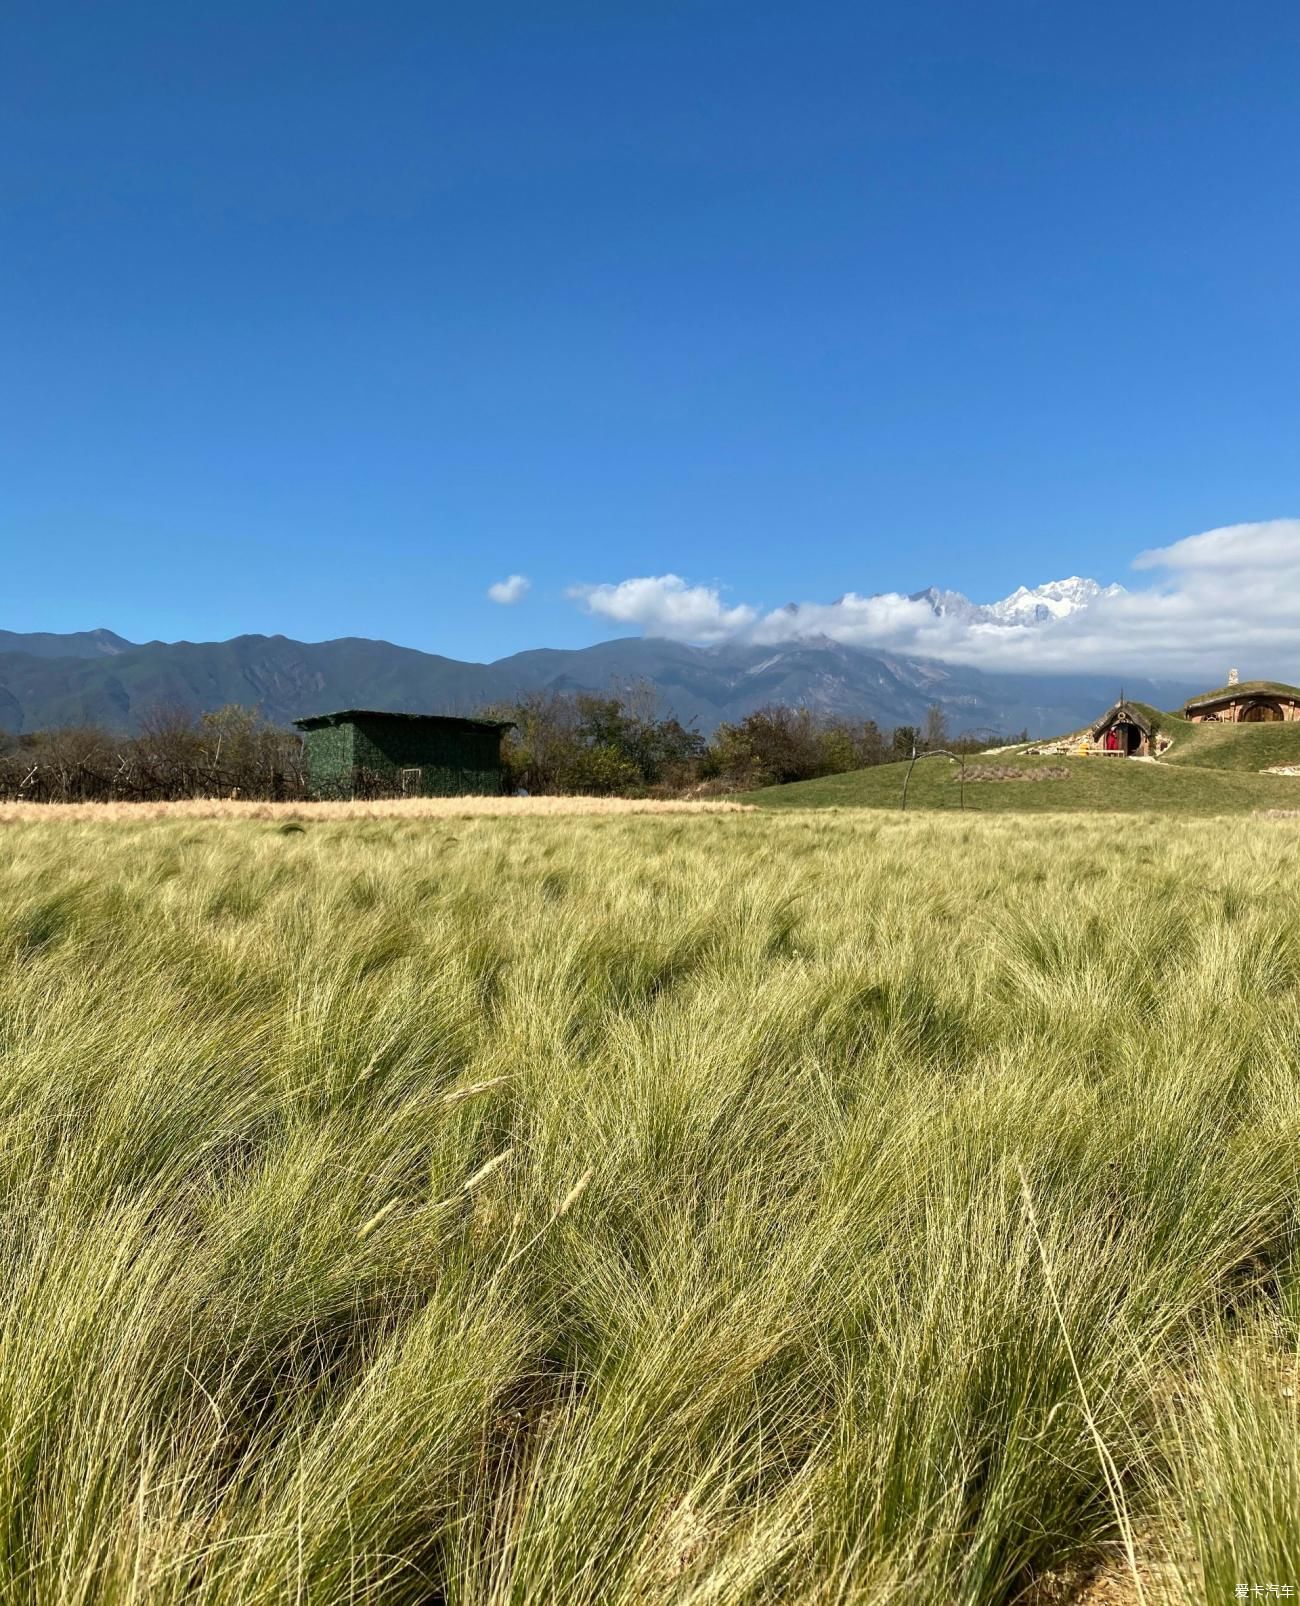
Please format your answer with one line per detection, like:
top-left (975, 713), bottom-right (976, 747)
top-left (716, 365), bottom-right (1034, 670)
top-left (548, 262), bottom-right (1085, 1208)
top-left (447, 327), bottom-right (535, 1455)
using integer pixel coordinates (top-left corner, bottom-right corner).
top-left (0, 626), bottom-right (1198, 738)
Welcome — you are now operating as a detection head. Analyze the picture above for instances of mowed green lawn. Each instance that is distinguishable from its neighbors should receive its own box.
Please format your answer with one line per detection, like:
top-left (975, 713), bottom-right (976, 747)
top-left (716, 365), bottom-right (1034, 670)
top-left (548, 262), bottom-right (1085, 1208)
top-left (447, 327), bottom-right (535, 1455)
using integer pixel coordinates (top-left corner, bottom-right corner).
top-left (747, 717), bottom-right (1300, 813)
top-left (2, 808), bottom-right (1300, 1602)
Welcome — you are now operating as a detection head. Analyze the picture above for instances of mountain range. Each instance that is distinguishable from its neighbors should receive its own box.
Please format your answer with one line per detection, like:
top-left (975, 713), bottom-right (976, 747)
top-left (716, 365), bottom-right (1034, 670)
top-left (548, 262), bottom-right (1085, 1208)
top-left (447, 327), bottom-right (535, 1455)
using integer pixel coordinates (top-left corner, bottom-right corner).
top-left (0, 614), bottom-right (1193, 739)
top-left (908, 575), bottom-right (1126, 626)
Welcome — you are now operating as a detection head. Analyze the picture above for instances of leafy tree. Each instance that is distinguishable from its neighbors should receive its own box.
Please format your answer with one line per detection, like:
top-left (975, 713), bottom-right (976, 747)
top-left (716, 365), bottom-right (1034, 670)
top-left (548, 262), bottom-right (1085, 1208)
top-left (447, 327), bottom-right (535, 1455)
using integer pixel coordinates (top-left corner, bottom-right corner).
top-left (705, 707), bottom-right (826, 787)
top-left (705, 708), bottom-right (901, 788)
top-left (483, 686), bottom-right (704, 795)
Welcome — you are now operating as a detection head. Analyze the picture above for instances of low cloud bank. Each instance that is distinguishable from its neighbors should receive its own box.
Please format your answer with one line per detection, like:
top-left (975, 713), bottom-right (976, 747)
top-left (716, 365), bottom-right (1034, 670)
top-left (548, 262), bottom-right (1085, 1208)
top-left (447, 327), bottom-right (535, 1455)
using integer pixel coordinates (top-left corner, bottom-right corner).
top-left (569, 520), bottom-right (1300, 678)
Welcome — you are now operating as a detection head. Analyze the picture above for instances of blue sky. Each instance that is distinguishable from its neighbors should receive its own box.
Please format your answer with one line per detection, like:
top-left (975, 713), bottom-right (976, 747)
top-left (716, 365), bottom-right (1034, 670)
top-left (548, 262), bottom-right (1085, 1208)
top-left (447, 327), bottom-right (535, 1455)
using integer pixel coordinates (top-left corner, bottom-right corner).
top-left (4, 0), bottom-right (1299, 670)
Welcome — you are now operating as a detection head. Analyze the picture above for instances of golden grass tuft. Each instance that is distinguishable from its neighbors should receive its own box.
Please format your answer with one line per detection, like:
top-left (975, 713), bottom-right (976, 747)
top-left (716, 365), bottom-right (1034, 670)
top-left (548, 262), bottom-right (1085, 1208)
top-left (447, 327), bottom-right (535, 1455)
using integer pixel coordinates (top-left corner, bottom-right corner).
top-left (0, 807), bottom-right (1294, 1601)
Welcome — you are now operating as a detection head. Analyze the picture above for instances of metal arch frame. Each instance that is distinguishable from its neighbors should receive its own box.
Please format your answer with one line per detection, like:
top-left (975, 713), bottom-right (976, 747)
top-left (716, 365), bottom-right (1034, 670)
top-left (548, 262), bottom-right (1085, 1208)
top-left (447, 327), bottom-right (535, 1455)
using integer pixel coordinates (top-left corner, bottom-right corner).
top-left (900, 747), bottom-right (966, 811)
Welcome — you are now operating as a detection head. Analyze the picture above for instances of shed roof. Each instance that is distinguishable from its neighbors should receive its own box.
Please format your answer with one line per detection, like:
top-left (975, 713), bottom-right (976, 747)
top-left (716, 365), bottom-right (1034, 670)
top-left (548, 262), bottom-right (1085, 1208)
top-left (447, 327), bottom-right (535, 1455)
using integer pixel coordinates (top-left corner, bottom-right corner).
top-left (1089, 700), bottom-right (1154, 739)
top-left (1183, 680), bottom-right (1300, 713)
top-left (293, 709), bottom-right (514, 733)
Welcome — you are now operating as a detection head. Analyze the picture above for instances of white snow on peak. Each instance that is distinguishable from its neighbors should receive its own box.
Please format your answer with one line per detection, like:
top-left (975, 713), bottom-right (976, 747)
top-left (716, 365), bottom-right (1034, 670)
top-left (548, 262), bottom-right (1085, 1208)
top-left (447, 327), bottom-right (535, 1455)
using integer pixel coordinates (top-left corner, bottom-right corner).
top-left (983, 577), bottom-right (1125, 625)
top-left (907, 586), bottom-right (983, 622)
top-left (912, 576), bottom-right (1126, 628)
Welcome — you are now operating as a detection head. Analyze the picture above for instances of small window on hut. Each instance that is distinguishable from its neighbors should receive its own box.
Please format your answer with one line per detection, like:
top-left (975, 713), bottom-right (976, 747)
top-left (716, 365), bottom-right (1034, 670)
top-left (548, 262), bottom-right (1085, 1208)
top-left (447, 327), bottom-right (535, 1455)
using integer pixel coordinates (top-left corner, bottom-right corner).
top-left (400, 768), bottom-right (422, 795)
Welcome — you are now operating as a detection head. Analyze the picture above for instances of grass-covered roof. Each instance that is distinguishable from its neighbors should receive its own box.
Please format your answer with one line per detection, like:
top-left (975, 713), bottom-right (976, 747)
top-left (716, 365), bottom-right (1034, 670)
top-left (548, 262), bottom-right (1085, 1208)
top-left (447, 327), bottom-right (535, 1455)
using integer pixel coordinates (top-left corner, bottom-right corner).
top-left (1089, 700), bottom-right (1154, 737)
top-left (1183, 679), bottom-right (1300, 710)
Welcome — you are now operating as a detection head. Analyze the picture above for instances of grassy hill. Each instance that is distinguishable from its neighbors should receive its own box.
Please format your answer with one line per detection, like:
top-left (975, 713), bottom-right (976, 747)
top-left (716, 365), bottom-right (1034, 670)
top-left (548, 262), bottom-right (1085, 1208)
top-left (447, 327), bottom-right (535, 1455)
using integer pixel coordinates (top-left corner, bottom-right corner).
top-left (1157, 709), bottom-right (1300, 770)
top-left (746, 707), bottom-right (1300, 814)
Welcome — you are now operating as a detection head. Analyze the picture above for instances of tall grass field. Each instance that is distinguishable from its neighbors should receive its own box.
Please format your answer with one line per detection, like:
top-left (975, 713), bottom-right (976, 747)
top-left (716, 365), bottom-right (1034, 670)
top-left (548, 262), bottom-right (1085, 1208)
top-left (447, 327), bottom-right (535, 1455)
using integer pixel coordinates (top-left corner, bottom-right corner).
top-left (2, 806), bottom-right (1299, 1602)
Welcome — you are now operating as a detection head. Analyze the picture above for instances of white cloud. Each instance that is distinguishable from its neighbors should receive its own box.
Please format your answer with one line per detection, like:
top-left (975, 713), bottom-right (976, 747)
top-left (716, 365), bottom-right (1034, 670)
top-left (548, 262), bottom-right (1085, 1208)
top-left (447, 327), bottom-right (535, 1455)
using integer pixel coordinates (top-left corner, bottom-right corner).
top-left (487, 573), bottom-right (531, 605)
top-left (568, 574), bottom-right (756, 644)
top-left (565, 520), bottom-right (1300, 678)
top-left (1134, 519), bottom-right (1300, 575)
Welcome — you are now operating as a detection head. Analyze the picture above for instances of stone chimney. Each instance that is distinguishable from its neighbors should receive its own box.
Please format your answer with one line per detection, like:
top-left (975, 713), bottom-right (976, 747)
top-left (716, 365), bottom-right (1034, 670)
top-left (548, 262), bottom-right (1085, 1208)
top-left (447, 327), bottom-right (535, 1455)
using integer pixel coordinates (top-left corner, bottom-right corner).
top-left (1228, 667), bottom-right (1239, 686)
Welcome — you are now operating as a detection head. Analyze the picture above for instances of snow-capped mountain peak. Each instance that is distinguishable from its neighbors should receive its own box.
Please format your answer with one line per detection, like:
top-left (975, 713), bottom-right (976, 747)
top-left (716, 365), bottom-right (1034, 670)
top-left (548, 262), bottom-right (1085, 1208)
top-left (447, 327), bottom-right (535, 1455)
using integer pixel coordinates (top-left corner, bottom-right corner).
top-left (983, 576), bottom-right (1125, 625)
top-left (912, 576), bottom-right (1125, 628)
top-left (907, 586), bottom-right (984, 623)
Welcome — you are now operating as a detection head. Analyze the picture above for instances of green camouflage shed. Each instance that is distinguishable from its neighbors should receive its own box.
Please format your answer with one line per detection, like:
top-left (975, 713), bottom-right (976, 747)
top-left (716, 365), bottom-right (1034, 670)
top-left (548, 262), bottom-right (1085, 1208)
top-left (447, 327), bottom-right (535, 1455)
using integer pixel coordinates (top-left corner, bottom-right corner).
top-left (293, 710), bottom-right (514, 799)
